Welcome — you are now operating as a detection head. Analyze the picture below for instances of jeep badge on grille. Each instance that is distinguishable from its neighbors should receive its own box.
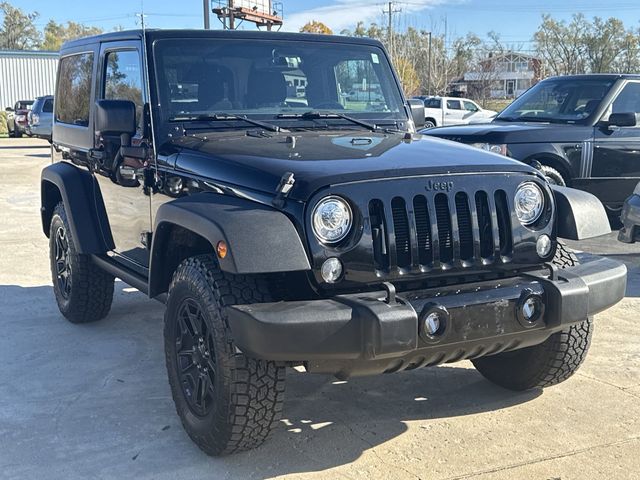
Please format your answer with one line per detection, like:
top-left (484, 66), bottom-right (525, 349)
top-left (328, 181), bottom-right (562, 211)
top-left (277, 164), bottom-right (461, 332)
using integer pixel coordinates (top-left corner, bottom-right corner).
top-left (425, 180), bottom-right (454, 192)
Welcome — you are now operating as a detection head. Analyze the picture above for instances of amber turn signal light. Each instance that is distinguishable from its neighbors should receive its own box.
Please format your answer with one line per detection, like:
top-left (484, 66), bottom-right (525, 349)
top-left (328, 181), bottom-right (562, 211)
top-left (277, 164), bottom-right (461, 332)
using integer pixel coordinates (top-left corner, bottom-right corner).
top-left (216, 241), bottom-right (228, 259)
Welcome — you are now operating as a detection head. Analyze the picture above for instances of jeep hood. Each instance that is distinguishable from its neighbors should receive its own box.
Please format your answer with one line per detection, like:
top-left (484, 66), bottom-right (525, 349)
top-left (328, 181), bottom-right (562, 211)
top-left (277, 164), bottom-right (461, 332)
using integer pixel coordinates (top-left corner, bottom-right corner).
top-left (168, 130), bottom-right (534, 202)
top-left (423, 121), bottom-right (593, 144)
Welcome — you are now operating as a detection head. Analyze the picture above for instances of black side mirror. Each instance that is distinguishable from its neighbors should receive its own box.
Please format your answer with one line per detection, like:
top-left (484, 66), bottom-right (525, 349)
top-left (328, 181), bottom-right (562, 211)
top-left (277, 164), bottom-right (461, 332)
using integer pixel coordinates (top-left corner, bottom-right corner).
top-left (5, 107), bottom-right (13, 112)
top-left (407, 99), bottom-right (425, 129)
top-left (95, 99), bottom-right (136, 139)
top-left (608, 112), bottom-right (637, 128)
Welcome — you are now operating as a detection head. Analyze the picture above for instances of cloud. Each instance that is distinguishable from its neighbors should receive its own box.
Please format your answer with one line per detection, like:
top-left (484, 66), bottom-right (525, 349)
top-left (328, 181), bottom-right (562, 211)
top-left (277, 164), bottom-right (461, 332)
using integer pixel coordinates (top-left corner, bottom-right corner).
top-left (283, 0), bottom-right (451, 33)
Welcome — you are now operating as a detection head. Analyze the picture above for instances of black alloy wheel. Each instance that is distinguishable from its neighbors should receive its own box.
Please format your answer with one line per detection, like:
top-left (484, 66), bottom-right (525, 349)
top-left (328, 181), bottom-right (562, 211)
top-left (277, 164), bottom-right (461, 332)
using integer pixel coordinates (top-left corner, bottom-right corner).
top-left (175, 298), bottom-right (217, 417)
top-left (54, 226), bottom-right (72, 299)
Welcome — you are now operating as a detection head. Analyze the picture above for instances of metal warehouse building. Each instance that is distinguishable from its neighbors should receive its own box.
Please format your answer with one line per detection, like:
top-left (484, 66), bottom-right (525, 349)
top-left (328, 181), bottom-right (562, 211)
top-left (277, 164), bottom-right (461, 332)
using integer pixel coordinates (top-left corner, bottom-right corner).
top-left (0, 50), bottom-right (58, 109)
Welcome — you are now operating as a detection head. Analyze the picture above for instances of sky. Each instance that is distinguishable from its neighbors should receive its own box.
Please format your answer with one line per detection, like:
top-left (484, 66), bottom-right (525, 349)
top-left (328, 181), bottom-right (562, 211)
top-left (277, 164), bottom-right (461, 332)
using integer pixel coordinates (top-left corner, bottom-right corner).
top-left (8, 0), bottom-right (640, 49)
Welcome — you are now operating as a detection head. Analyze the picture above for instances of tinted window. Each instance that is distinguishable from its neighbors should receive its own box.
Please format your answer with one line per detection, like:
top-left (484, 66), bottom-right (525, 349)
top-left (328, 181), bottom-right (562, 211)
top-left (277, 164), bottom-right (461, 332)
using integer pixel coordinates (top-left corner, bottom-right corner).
top-left (463, 101), bottom-right (478, 112)
top-left (425, 98), bottom-right (441, 108)
top-left (56, 53), bottom-right (94, 126)
top-left (497, 78), bottom-right (614, 123)
top-left (104, 50), bottom-right (143, 126)
top-left (611, 82), bottom-right (640, 115)
top-left (446, 99), bottom-right (462, 110)
top-left (43, 98), bottom-right (53, 113)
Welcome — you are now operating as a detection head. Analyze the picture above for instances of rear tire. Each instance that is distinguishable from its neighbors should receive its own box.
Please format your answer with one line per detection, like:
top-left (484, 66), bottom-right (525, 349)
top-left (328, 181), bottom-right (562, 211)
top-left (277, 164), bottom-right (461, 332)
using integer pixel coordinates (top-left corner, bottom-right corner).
top-left (49, 202), bottom-right (114, 323)
top-left (164, 255), bottom-right (285, 456)
top-left (424, 119), bottom-right (436, 128)
top-left (472, 242), bottom-right (592, 391)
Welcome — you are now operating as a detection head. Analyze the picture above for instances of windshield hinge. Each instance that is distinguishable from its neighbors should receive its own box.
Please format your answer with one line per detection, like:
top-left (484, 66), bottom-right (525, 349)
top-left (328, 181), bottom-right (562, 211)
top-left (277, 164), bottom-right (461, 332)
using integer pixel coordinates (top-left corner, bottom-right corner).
top-left (272, 172), bottom-right (295, 208)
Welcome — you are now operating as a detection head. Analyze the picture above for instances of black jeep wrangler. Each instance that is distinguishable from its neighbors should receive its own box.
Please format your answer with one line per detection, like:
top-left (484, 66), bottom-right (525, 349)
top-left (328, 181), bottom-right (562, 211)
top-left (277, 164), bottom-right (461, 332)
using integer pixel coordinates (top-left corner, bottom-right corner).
top-left (42, 30), bottom-right (626, 456)
top-left (423, 74), bottom-right (640, 217)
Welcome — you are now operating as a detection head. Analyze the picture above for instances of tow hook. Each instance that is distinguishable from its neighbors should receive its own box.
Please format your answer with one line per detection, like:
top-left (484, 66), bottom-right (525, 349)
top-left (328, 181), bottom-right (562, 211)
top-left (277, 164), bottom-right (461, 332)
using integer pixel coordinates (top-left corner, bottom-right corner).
top-left (381, 282), bottom-right (397, 304)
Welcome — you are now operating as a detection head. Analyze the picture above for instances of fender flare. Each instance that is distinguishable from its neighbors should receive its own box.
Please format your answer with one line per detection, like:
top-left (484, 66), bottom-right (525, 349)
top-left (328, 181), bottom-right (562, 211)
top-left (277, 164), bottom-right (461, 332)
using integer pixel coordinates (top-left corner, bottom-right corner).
top-left (41, 162), bottom-right (114, 254)
top-left (552, 185), bottom-right (611, 240)
top-left (149, 193), bottom-right (311, 297)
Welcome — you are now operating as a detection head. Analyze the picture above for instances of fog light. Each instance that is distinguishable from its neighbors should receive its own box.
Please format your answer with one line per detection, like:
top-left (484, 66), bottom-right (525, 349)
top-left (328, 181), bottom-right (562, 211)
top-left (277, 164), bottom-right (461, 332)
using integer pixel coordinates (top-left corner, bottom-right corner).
top-left (424, 312), bottom-right (442, 335)
top-left (419, 304), bottom-right (449, 341)
top-left (321, 257), bottom-right (343, 283)
top-left (520, 294), bottom-right (543, 323)
top-left (536, 234), bottom-right (552, 257)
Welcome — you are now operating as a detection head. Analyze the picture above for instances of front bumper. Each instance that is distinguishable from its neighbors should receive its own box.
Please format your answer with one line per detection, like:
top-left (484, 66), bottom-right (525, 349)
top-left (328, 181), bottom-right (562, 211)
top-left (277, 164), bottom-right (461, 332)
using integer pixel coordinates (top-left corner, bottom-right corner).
top-left (226, 256), bottom-right (626, 377)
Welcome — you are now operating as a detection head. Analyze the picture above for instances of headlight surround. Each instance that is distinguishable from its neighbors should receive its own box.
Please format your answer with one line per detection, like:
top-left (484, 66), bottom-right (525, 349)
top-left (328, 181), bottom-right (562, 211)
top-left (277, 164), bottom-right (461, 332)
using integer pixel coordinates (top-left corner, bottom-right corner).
top-left (514, 182), bottom-right (545, 225)
top-left (471, 143), bottom-right (508, 156)
top-left (312, 196), bottom-right (353, 244)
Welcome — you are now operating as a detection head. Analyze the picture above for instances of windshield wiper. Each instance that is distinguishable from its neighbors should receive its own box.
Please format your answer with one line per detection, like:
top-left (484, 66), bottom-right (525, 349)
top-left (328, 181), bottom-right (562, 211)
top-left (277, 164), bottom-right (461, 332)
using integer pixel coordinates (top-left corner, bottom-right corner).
top-left (276, 111), bottom-right (379, 132)
top-left (496, 115), bottom-right (563, 124)
top-left (169, 113), bottom-right (282, 132)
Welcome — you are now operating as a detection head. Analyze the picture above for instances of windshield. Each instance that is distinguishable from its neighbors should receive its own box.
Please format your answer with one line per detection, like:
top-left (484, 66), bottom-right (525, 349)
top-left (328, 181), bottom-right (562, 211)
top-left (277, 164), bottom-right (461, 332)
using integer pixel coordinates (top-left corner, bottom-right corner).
top-left (153, 38), bottom-right (405, 125)
top-left (496, 78), bottom-right (615, 123)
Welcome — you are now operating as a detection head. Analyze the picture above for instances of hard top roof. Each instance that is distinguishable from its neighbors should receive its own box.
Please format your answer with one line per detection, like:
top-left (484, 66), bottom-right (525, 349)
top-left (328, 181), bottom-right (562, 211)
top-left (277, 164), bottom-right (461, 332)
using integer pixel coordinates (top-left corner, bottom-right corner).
top-left (60, 29), bottom-right (385, 51)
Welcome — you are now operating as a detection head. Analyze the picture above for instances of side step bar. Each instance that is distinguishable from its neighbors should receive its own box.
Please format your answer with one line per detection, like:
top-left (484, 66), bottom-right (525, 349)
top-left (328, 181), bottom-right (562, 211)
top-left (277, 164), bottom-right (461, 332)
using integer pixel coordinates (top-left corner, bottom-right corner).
top-left (91, 254), bottom-right (149, 295)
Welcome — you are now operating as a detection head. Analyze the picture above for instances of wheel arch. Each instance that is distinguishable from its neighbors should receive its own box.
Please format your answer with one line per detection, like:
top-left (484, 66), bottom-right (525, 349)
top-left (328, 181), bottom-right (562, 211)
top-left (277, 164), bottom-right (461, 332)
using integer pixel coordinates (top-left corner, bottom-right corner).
top-left (148, 193), bottom-right (311, 298)
top-left (41, 162), bottom-right (114, 254)
top-left (523, 153), bottom-right (572, 184)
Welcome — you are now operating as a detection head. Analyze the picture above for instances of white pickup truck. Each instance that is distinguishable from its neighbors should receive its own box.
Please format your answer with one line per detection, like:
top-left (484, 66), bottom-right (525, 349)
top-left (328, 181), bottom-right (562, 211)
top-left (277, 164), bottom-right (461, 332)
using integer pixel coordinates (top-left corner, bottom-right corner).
top-left (417, 96), bottom-right (497, 128)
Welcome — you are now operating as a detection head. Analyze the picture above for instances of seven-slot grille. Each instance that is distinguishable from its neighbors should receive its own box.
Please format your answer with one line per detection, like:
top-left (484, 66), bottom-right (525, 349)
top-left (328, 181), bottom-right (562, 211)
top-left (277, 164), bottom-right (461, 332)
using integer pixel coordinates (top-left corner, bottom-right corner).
top-left (369, 190), bottom-right (513, 273)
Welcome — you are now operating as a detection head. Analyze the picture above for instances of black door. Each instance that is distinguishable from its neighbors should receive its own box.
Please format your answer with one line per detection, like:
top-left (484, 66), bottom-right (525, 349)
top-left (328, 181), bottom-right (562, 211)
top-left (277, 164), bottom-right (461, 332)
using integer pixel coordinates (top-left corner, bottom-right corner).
top-left (93, 40), bottom-right (151, 271)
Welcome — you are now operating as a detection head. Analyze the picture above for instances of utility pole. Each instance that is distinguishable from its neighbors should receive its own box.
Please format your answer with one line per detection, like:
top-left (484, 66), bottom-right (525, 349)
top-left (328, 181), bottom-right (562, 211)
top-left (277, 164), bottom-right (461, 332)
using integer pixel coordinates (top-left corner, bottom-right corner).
top-left (383, 1), bottom-right (401, 60)
top-left (203, 0), bottom-right (210, 29)
top-left (427, 31), bottom-right (432, 96)
top-left (228, 0), bottom-right (235, 30)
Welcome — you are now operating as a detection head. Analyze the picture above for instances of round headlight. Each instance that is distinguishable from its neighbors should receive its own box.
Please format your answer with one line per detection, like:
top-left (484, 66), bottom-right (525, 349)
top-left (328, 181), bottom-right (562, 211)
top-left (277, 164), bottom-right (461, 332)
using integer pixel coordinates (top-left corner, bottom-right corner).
top-left (514, 182), bottom-right (544, 225)
top-left (312, 196), bottom-right (353, 244)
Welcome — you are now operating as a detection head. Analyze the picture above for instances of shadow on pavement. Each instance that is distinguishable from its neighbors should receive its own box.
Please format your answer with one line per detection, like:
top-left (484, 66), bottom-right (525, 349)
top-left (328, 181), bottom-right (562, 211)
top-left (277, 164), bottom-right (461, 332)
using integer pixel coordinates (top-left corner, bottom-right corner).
top-left (0, 282), bottom-right (541, 479)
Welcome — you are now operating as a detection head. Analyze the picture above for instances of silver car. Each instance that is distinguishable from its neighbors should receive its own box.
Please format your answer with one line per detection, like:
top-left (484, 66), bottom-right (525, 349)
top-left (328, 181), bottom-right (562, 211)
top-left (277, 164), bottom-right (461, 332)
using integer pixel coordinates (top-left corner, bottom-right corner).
top-left (27, 95), bottom-right (54, 142)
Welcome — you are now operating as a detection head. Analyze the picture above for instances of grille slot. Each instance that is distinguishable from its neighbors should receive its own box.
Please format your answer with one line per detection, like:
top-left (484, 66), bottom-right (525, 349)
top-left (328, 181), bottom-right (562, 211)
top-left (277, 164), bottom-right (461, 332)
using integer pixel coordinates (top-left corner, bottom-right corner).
top-left (455, 192), bottom-right (473, 261)
top-left (391, 197), bottom-right (411, 268)
top-left (494, 190), bottom-right (513, 256)
top-left (369, 187), bottom-right (514, 273)
top-left (413, 195), bottom-right (432, 265)
top-left (435, 193), bottom-right (453, 264)
top-left (475, 191), bottom-right (494, 259)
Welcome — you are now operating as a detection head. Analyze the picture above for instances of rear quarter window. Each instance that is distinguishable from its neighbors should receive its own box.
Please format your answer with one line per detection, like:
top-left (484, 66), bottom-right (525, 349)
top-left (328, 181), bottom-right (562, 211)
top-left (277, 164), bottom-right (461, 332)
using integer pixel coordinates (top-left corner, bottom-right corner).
top-left (43, 98), bottom-right (54, 113)
top-left (425, 98), bottom-right (441, 108)
top-left (56, 53), bottom-right (94, 126)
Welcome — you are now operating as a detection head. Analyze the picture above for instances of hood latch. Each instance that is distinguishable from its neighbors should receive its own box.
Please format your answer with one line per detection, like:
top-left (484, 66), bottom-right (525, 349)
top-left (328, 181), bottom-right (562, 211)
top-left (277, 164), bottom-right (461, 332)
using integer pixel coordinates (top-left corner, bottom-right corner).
top-left (272, 171), bottom-right (295, 208)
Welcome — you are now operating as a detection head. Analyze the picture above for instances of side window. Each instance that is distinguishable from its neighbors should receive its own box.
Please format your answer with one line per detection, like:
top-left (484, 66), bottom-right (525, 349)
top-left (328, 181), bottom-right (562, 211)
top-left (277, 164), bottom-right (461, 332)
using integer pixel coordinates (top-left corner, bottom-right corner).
top-left (56, 52), bottom-right (94, 126)
top-left (425, 98), bottom-right (441, 108)
top-left (463, 101), bottom-right (478, 112)
top-left (104, 50), bottom-right (144, 127)
top-left (611, 82), bottom-right (640, 116)
top-left (43, 98), bottom-right (53, 113)
top-left (447, 99), bottom-right (462, 110)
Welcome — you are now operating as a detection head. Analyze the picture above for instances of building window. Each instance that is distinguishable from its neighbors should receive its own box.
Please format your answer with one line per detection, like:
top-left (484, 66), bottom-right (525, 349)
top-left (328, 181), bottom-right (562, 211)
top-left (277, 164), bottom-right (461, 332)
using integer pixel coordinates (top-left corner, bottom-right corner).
top-left (56, 52), bottom-right (94, 126)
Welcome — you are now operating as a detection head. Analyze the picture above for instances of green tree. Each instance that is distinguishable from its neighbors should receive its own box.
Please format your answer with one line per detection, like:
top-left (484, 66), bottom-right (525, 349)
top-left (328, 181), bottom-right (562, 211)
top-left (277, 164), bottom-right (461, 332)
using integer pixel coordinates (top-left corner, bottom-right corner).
top-left (299, 20), bottom-right (333, 35)
top-left (42, 20), bottom-right (103, 51)
top-left (0, 2), bottom-right (40, 50)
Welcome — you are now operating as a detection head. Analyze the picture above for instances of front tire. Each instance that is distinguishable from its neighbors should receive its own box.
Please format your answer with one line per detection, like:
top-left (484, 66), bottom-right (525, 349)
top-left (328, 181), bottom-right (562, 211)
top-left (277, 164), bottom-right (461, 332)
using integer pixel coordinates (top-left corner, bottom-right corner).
top-left (49, 202), bottom-right (114, 323)
top-left (423, 119), bottom-right (436, 128)
top-left (164, 255), bottom-right (285, 456)
top-left (472, 242), bottom-right (592, 391)
top-left (539, 165), bottom-right (566, 186)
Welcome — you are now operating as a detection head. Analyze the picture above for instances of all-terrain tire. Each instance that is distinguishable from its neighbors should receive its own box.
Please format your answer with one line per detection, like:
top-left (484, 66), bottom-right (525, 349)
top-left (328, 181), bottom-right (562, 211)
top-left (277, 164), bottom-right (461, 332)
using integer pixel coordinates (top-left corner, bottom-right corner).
top-left (539, 165), bottom-right (566, 186)
top-left (471, 242), bottom-right (592, 391)
top-left (164, 255), bottom-right (285, 456)
top-left (49, 202), bottom-right (114, 323)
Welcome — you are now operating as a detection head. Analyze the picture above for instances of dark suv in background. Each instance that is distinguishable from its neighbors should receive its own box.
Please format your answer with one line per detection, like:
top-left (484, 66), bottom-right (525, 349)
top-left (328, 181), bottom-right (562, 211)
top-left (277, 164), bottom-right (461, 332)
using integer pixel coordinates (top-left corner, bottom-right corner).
top-left (423, 74), bottom-right (640, 218)
top-left (5, 99), bottom-right (33, 137)
top-left (41, 29), bottom-right (625, 456)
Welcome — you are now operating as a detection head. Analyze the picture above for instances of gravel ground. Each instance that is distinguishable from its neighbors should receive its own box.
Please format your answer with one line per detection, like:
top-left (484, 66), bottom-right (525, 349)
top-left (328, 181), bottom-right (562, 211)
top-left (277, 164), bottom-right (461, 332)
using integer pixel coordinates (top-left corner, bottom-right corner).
top-left (1, 137), bottom-right (639, 480)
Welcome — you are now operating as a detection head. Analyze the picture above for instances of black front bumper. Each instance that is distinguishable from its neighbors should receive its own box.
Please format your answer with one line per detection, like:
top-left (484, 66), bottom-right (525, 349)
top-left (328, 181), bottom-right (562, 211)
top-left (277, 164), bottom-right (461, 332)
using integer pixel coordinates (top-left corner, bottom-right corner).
top-left (226, 256), bottom-right (626, 377)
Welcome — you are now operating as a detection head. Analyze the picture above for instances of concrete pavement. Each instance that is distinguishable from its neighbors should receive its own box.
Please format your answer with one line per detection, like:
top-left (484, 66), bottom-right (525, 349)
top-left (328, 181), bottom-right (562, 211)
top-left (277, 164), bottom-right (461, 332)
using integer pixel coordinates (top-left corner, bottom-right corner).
top-left (1, 137), bottom-right (639, 480)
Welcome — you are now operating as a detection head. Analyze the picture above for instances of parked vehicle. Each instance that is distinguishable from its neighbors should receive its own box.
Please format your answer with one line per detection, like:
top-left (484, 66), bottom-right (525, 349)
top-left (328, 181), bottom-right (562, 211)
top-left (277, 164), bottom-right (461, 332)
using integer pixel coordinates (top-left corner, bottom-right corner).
top-left (415, 96), bottom-right (497, 127)
top-left (42, 30), bottom-right (625, 456)
top-left (618, 181), bottom-right (640, 242)
top-left (5, 100), bottom-right (33, 137)
top-left (27, 95), bottom-right (54, 142)
top-left (422, 74), bottom-right (640, 217)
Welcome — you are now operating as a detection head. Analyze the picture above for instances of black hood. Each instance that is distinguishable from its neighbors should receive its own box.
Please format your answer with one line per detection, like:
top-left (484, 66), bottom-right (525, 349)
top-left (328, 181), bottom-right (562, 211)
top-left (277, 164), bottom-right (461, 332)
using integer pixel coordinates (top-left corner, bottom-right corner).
top-left (423, 121), bottom-right (593, 144)
top-left (169, 130), bottom-right (534, 201)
